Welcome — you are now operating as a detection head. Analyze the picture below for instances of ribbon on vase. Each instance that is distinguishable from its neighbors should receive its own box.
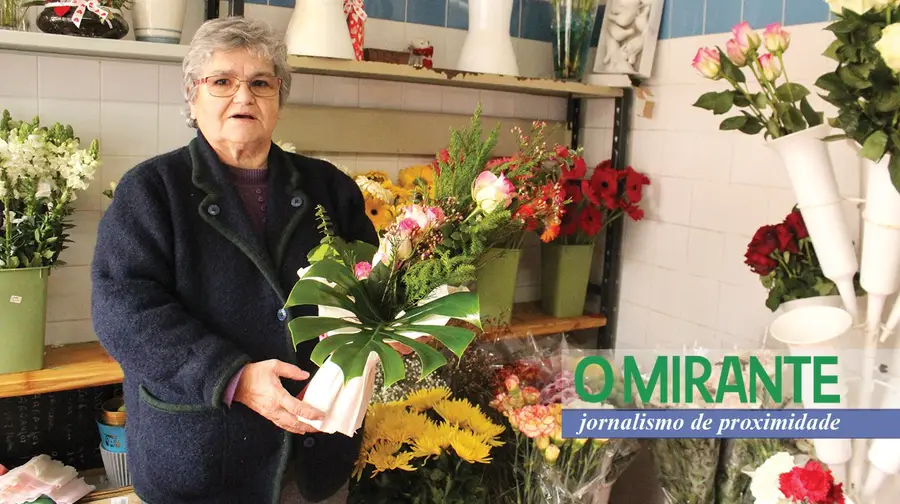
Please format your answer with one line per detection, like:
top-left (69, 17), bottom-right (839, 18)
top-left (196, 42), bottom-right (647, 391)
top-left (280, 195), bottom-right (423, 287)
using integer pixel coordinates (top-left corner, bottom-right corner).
top-left (45, 1), bottom-right (112, 28)
top-left (343, 0), bottom-right (367, 61)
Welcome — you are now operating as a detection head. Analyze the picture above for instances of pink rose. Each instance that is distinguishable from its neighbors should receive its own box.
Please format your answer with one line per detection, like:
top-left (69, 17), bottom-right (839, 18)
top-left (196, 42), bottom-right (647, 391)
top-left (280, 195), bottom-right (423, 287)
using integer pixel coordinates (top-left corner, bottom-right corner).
top-left (354, 261), bottom-right (372, 280)
top-left (472, 170), bottom-right (515, 213)
top-left (691, 47), bottom-right (722, 80)
top-left (763, 23), bottom-right (790, 54)
top-left (758, 53), bottom-right (782, 82)
top-left (725, 39), bottom-right (747, 67)
top-left (401, 204), bottom-right (445, 232)
top-left (732, 21), bottom-right (761, 53)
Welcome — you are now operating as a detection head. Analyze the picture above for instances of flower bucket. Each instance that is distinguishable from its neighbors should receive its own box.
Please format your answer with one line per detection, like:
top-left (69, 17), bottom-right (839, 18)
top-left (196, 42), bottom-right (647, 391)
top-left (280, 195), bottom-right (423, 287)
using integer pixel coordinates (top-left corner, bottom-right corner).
top-left (863, 379), bottom-right (900, 498)
top-left (285, 0), bottom-right (356, 59)
top-left (456, 0), bottom-right (519, 76)
top-left (861, 156), bottom-right (900, 332)
top-left (0, 267), bottom-right (50, 374)
top-left (767, 124), bottom-right (860, 320)
top-left (774, 294), bottom-right (845, 315)
top-left (550, 0), bottom-right (602, 80)
top-left (131, 0), bottom-right (187, 44)
top-left (540, 243), bottom-right (594, 318)
top-left (476, 247), bottom-right (522, 326)
top-left (767, 305), bottom-right (853, 483)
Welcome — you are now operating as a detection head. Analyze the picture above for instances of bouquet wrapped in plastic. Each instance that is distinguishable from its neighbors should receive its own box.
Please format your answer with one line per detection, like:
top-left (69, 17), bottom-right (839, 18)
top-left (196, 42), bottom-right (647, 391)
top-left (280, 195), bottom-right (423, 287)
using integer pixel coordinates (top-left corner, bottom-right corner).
top-left (488, 341), bottom-right (640, 503)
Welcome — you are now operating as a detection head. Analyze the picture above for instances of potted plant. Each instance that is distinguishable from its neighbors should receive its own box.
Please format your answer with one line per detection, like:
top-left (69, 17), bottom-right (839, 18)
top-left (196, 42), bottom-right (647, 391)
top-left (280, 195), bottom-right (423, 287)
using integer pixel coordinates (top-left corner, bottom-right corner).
top-left (0, 110), bottom-right (99, 374)
top-left (540, 157), bottom-right (648, 318)
top-left (744, 207), bottom-right (863, 313)
top-left (691, 21), bottom-right (861, 321)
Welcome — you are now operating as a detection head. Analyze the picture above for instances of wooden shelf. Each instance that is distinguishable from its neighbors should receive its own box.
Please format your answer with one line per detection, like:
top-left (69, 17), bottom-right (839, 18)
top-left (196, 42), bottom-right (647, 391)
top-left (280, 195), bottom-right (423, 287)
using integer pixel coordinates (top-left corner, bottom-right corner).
top-left (0, 305), bottom-right (603, 398)
top-left (481, 302), bottom-right (607, 340)
top-left (0, 31), bottom-right (623, 99)
top-left (286, 55), bottom-right (624, 99)
top-left (0, 342), bottom-right (123, 399)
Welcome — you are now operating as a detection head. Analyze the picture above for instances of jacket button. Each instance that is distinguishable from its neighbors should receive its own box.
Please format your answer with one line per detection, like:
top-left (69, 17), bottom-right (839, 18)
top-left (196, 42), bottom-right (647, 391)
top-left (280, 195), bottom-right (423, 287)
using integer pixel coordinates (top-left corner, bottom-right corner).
top-left (290, 196), bottom-right (304, 208)
top-left (277, 308), bottom-right (287, 321)
top-left (303, 437), bottom-right (315, 448)
top-left (207, 204), bottom-right (220, 216)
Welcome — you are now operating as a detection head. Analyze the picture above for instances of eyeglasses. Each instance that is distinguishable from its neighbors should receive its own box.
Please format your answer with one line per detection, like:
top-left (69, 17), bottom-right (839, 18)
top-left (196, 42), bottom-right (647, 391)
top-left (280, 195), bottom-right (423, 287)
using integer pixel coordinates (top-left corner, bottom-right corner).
top-left (193, 75), bottom-right (282, 98)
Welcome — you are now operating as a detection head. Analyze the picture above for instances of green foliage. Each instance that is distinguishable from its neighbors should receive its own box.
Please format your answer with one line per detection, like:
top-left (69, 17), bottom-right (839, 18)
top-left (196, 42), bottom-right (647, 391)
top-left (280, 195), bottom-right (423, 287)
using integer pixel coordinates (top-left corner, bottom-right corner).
top-left (433, 103), bottom-right (500, 207)
top-left (816, 6), bottom-right (900, 191)
top-left (402, 250), bottom-right (477, 306)
top-left (349, 452), bottom-right (490, 504)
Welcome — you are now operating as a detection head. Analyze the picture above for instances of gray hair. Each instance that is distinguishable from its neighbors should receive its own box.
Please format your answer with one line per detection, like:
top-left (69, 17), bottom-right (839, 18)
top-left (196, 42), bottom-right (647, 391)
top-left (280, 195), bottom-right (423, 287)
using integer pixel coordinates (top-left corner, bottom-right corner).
top-left (181, 17), bottom-right (292, 128)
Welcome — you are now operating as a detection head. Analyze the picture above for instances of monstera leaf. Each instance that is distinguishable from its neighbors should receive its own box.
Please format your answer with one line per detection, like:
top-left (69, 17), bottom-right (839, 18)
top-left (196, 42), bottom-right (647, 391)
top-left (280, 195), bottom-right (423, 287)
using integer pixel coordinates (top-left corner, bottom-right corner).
top-left (284, 242), bottom-right (481, 388)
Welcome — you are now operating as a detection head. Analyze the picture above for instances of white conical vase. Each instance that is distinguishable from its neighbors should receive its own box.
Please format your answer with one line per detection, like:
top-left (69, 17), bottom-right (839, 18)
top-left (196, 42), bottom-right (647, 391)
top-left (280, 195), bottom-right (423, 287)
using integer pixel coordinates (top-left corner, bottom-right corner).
top-left (284, 0), bottom-right (355, 60)
top-left (767, 124), bottom-right (860, 321)
top-left (456, 0), bottom-right (520, 76)
top-left (863, 380), bottom-right (900, 498)
top-left (768, 306), bottom-right (853, 486)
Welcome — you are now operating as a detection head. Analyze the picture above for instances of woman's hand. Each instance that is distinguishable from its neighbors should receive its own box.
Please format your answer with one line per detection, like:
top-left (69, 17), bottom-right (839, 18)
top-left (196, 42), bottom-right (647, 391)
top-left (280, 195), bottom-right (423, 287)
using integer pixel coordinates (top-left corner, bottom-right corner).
top-left (233, 359), bottom-right (324, 435)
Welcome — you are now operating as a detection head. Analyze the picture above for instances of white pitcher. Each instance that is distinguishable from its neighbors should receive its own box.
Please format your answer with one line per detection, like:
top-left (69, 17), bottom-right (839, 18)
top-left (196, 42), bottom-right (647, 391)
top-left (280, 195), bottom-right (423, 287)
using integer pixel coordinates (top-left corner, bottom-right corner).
top-left (285, 0), bottom-right (355, 60)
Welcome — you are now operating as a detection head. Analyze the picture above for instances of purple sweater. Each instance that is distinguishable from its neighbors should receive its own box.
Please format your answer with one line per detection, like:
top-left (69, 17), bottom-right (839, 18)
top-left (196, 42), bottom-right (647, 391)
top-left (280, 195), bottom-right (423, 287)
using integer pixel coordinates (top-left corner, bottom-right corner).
top-left (222, 165), bottom-right (270, 406)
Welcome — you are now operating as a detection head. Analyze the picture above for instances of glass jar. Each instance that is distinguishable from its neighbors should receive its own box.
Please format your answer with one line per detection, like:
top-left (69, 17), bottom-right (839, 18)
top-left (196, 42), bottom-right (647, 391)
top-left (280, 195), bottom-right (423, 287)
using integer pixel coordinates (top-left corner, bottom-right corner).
top-left (0, 0), bottom-right (30, 31)
top-left (550, 0), bottom-right (602, 81)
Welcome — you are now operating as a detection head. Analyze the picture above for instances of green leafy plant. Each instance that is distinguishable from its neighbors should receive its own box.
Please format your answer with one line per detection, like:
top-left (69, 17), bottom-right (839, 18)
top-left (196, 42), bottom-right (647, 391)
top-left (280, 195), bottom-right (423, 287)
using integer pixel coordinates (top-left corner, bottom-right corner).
top-left (0, 110), bottom-right (98, 270)
top-left (691, 22), bottom-right (823, 139)
top-left (816, 3), bottom-right (900, 190)
top-left (284, 205), bottom-right (482, 387)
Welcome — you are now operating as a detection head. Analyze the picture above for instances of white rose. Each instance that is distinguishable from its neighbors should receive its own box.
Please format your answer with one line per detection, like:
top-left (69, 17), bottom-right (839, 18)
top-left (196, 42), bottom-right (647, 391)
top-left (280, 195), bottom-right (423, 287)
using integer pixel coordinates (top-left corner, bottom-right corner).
top-left (828, 0), bottom-right (879, 13)
top-left (877, 24), bottom-right (900, 72)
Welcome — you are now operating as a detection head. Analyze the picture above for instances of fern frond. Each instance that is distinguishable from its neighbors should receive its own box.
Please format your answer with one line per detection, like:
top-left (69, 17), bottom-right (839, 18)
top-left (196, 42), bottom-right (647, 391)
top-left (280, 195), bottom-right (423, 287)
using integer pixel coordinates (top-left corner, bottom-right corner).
top-left (315, 204), bottom-right (334, 245)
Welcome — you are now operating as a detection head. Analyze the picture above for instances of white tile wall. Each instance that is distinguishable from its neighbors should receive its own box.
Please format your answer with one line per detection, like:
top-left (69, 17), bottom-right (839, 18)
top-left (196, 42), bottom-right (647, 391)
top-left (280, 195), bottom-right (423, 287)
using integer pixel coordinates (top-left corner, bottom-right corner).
top-left (605, 23), bottom-right (867, 351)
top-left (1, 4), bottom-right (574, 345)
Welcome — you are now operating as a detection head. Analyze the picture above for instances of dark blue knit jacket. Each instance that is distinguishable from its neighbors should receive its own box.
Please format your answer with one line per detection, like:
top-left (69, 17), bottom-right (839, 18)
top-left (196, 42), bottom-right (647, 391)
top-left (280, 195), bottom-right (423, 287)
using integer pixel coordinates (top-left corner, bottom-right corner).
top-left (90, 132), bottom-right (378, 504)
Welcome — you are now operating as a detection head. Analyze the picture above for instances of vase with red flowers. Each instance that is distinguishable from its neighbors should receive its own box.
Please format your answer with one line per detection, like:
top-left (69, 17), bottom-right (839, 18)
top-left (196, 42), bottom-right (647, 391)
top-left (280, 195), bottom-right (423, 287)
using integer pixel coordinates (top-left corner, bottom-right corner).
top-left (539, 156), bottom-right (649, 318)
top-left (745, 207), bottom-right (864, 313)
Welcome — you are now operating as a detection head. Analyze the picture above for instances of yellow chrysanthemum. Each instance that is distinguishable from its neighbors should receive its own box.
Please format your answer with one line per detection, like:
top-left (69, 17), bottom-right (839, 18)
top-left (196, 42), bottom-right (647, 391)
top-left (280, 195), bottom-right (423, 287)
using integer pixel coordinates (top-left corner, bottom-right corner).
top-left (402, 387), bottom-right (452, 412)
top-left (364, 194), bottom-right (395, 232)
top-left (449, 429), bottom-right (494, 464)
top-left (375, 410), bottom-right (431, 445)
top-left (367, 441), bottom-right (417, 475)
top-left (433, 398), bottom-right (500, 432)
top-left (362, 170), bottom-right (392, 184)
top-left (409, 421), bottom-right (453, 459)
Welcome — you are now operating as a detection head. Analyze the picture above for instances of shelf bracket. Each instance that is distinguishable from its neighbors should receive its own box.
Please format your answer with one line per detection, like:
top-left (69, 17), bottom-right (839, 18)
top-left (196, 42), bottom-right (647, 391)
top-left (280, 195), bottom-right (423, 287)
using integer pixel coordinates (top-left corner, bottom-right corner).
top-left (228, 0), bottom-right (245, 17)
top-left (567, 96), bottom-right (582, 149)
top-left (206, 0), bottom-right (245, 19)
top-left (595, 89), bottom-right (633, 350)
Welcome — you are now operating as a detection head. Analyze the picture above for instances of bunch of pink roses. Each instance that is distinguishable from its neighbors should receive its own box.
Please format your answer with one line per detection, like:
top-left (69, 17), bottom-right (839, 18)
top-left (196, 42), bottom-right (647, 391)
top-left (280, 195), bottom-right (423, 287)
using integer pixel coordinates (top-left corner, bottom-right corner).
top-left (692, 22), bottom-right (824, 139)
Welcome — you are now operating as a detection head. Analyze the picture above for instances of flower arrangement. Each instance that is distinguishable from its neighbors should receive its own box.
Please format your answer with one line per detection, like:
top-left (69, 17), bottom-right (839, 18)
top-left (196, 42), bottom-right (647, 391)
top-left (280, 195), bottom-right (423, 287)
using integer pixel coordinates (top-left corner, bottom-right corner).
top-left (692, 22), bottom-right (825, 139)
top-left (744, 207), bottom-right (862, 311)
top-left (0, 110), bottom-right (99, 270)
top-left (554, 157), bottom-right (649, 245)
top-left (744, 452), bottom-right (848, 504)
top-left (488, 362), bottom-right (639, 503)
top-left (348, 386), bottom-right (506, 504)
top-left (285, 200), bottom-right (482, 435)
top-left (816, 0), bottom-right (900, 191)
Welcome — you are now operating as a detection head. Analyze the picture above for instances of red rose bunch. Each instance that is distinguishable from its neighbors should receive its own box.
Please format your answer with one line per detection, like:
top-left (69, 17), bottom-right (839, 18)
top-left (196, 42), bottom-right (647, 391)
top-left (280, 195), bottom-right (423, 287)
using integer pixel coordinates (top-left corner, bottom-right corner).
top-left (778, 460), bottom-right (845, 504)
top-left (552, 158), bottom-right (649, 245)
top-left (745, 207), bottom-right (846, 311)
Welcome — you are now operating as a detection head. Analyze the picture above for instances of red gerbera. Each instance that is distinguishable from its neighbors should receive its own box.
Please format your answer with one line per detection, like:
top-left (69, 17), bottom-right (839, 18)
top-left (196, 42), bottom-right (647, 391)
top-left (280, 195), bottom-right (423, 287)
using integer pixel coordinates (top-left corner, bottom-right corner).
top-left (579, 205), bottom-right (603, 236)
top-left (590, 161), bottom-right (618, 208)
top-left (562, 156), bottom-right (587, 180)
top-left (623, 166), bottom-right (650, 203)
top-left (560, 209), bottom-right (579, 237)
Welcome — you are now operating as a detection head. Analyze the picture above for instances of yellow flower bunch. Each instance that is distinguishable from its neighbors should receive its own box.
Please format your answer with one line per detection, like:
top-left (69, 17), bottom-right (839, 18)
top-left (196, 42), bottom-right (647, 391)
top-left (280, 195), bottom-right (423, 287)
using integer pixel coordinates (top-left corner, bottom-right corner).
top-left (355, 165), bottom-right (436, 233)
top-left (353, 386), bottom-right (505, 479)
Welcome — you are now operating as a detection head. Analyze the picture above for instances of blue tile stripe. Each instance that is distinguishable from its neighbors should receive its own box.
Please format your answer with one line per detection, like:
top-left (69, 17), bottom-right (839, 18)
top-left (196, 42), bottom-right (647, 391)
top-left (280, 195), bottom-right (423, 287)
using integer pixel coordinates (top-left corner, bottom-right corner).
top-left (659, 0), bottom-right (831, 40)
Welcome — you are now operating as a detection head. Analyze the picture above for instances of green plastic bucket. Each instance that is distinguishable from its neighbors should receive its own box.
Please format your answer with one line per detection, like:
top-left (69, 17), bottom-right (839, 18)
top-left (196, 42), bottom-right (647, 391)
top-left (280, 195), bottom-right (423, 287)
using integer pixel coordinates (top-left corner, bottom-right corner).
top-left (475, 247), bottom-right (522, 326)
top-left (0, 267), bottom-right (50, 374)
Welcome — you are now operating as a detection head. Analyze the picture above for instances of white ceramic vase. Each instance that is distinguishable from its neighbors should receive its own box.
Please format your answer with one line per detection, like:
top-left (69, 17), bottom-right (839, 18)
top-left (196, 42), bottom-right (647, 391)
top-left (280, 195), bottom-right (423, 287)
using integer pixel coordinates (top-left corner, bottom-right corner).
top-left (767, 125), bottom-right (860, 321)
top-left (285, 0), bottom-right (355, 60)
top-left (131, 0), bottom-right (187, 44)
top-left (456, 0), bottom-right (519, 76)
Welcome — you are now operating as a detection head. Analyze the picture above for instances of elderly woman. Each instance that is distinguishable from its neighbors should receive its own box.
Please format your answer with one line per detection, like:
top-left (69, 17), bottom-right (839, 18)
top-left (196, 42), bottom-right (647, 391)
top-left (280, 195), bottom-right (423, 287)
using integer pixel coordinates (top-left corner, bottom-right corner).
top-left (90, 17), bottom-right (377, 504)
